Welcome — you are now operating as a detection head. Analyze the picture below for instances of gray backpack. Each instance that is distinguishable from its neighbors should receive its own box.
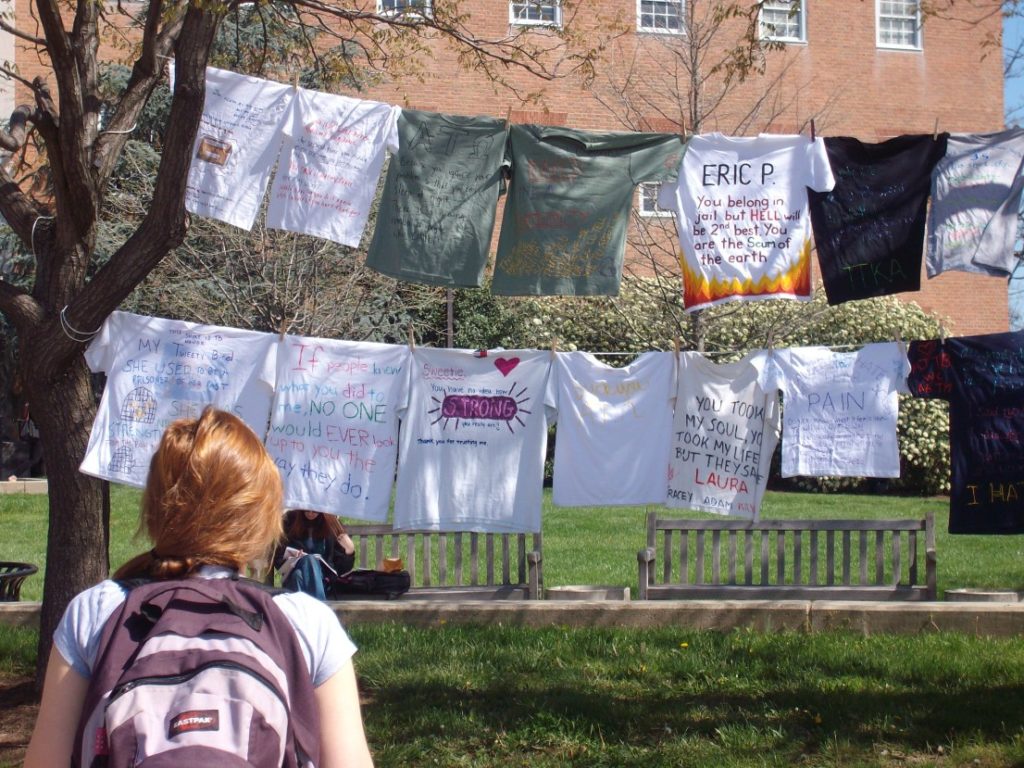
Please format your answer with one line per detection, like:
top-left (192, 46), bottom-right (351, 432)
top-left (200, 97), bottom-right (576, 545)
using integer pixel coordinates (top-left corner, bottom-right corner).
top-left (72, 577), bottom-right (321, 767)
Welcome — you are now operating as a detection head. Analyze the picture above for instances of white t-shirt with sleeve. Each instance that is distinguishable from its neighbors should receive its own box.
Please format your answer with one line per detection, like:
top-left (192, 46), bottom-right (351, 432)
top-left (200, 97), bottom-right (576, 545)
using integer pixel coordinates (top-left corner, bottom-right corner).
top-left (80, 311), bottom-right (278, 488)
top-left (393, 348), bottom-right (553, 532)
top-left (184, 66), bottom-right (294, 231)
top-left (760, 342), bottom-right (910, 478)
top-left (265, 336), bottom-right (409, 520)
top-left (266, 88), bottom-right (400, 246)
top-left (658, 133), bottom-right (835, 312)
top-left (546, 351), bottom-right (675, 507)
top-left (667, 351), bottom-right (779, 519)
top-left (53, 567), bottom-right (355, 688)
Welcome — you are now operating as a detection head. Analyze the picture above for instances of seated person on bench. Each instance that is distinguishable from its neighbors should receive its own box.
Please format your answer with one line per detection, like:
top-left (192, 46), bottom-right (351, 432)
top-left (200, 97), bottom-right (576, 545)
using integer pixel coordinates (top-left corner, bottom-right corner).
top-left (274, 509), bottom-right (356, 600)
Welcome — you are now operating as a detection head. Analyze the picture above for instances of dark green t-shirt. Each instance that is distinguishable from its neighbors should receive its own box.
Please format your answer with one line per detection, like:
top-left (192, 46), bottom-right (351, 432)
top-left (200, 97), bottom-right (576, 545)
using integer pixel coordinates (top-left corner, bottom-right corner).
top-left (365, 109), bottom-right (509, 287)
top-left (492, 125), bottom-right (685, 296)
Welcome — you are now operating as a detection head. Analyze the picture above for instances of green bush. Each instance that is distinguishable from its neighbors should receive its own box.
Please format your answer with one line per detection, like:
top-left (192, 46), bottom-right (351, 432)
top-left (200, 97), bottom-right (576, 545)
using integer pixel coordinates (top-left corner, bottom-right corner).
top-left (450, 275), bottom-right (951, 496)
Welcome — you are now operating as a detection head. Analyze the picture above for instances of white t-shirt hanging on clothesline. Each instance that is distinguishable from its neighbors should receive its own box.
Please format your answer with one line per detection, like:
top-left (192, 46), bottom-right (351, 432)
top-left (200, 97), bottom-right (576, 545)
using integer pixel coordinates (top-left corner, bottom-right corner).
top-left (80, 311), bottom-right (277, 488)
top-left (266, 88), bottom-right (400, 247)
top-left (265, 337), bottom-right (409, 521)
top-left (546, 351), bottom-right (675, 507)
top-left (184, 66), bottom-right (294, 231)
top-left (759, 342), bottom-right (910, 478)
top-left (667, 351), bottom-right (779, 519)
top-left (658, 133), bottom-right (834, 312)
top-left (393, 348), bottom-right (553, 532)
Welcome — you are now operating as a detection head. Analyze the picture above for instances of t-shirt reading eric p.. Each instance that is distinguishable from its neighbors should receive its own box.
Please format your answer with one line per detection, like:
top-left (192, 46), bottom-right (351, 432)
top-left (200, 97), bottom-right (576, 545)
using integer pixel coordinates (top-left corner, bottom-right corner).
top-left (658, 133), bottom-right (834, 312)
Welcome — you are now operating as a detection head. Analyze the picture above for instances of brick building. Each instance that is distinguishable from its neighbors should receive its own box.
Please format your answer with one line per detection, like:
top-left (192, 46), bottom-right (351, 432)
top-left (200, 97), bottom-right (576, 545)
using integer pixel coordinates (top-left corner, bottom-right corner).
top-left (0, 0), bottom-right (1009, 334)
top-left (355, 0), bottom-right (1008, 335)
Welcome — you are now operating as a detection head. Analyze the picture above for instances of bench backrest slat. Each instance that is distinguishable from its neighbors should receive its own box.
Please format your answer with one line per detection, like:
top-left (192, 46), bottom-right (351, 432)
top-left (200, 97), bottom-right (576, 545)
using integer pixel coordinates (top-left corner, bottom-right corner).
top-left (470, 533), bottom-right (479, 586)
top-left (439, 534), bottom-right (448, 585)
top-left (680, 530), bottom-right (688, 585)
top-left (875, 531), bottom-right (884, 584)
top-left (809, 530), bottom-right (819, 586)
top-left (858, 531), bottom-right (868, 585)
top-left (454, 533), bottom-right (463, 586)
top-left (908, 530), bottom-right (918, 585)
top-left (892, 531), bottom-right (901, 585)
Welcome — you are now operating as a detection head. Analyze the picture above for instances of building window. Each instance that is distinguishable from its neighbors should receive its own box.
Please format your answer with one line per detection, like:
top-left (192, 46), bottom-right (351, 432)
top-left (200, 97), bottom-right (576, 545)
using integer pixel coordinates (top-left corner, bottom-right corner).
top-left (638, 183), bottom-right (673, 218)
top-left (510, 1), bottom-right (561, 27)
top-left (377, 0), bottom-right (432, 17)
top-left (877, 0), bottom-right (921, 49)
top-left (637, 0), bottom-right (683, 34)
top-left (760, 0), bottom-right (805, 43)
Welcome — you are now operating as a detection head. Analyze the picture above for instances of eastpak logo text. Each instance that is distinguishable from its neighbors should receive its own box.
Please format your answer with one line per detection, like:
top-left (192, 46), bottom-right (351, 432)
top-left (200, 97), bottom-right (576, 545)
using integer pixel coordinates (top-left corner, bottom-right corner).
top-left (168, 709), bottom-right (220, 738)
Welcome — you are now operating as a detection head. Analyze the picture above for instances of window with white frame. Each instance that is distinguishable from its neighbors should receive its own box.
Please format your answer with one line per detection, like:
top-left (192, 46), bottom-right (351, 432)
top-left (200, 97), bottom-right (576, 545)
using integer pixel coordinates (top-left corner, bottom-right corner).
top-left (760, 0), bottom-right (805, 43)
top-left (378, 0), bottom-right (432, 17)
top-left (638, 183), bottom-right (673, 218)
top-left (637, 0), bottom-right (683, 34)
top-left (510, 1), bottom-right (561, 27)
top-left (877, 0), bottom-right (921, 49)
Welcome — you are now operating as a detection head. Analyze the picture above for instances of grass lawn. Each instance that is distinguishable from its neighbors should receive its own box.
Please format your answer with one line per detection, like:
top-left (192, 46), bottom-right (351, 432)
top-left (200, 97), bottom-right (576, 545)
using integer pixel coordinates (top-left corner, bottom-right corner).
top-left (3, 621), bottom-right (1024, 767)
top-left (5, 488), bottom-right (1024, 766)
top-left (3, 485), bottom-right (1024, 600)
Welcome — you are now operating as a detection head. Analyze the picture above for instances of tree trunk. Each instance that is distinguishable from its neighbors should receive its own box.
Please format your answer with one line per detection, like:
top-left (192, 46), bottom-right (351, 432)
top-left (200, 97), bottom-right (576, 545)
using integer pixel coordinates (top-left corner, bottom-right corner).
top-left (28, 348), bottom-right (107, 685)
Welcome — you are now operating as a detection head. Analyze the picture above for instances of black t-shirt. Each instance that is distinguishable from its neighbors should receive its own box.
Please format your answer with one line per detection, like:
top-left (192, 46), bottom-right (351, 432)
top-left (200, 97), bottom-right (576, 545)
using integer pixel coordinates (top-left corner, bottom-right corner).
top-left (907, 332), bottom-right (1024, 534)
top-left (810, 134), bottom-right (948, 305)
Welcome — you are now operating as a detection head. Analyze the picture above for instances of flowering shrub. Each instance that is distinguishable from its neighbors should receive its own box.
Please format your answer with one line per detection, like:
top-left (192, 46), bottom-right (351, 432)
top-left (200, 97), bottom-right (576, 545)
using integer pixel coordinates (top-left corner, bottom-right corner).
top-left (449, 276), bottom-right (951, 495)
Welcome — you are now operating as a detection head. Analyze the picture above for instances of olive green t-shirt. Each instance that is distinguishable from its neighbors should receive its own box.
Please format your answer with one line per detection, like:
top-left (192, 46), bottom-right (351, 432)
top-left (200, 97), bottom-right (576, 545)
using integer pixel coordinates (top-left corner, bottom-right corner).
top-left (365, 109), bottom-right (509, 287)
top-left (492, 125), bottom-right (685, 296)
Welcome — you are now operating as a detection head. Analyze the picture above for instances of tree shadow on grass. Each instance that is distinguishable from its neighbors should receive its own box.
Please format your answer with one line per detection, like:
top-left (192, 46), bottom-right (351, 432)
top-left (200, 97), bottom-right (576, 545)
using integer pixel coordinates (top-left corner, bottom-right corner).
top-left (366, 678), bottom-right (1024, 762)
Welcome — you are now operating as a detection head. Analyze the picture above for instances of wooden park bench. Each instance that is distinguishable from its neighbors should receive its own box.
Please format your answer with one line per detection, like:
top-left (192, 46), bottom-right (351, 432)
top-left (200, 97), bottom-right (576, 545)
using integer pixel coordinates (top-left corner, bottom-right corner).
top-left (344, 524), bottom-right (543, 600)
top-left (0, 561), bottom-right (38, 601)
top-left (638, 513), bottom-right (936, 601)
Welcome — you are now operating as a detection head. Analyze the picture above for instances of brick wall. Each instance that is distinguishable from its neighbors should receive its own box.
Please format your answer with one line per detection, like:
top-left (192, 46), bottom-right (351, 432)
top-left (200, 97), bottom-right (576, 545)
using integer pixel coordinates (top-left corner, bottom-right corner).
top-left (354, 0), bottom-right (1008, 335)
top-left (5, 0), bottom-right (1009, 335)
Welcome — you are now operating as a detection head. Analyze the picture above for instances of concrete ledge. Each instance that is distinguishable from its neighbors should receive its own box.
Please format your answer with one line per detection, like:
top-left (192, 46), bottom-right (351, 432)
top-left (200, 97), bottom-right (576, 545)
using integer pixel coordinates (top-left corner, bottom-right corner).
top-left (0, 478), bottom-right (47, 494)
top-left (809, 601), bottom-right (1024, 637)
top-left (329, 599), bottom-right (812, 631)
top-left (0, 601), bottom-right (40, 628)
top-left (546, 585), bottom-right (631, 601)
top-left (5, 599), bottom-right (1024, 637)
top-left (945, 588), bottom-right (1024, 603)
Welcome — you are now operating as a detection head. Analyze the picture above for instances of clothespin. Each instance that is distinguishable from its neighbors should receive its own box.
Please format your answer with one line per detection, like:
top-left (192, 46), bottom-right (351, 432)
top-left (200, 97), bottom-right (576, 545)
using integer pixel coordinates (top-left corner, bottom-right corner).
top-left (810, 118), bottom-right (816, 141)
top-left (673, 336), bottom-right (681, 361)
top-left (550, 338), bottom-right (558, 359)
top-left (278, 316), bottom-right (289, 341)
top-left (407, 323), bottom-right (416, 350)
top-left (504, 107), bottom-right (512, 131)
top-left (766, 329), bottom-right (775, 351)
top-left (473, 349), bottom-right (488, 358)
top-left (933, 117), bottom-right (939, 140)
top-left (893, 327), bottom-right (906, 356)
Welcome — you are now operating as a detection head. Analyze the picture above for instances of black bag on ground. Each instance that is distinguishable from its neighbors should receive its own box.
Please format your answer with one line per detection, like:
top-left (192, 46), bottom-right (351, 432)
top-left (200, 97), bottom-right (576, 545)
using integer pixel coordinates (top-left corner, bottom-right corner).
top-left (331, 568), bottom-right (411, 599)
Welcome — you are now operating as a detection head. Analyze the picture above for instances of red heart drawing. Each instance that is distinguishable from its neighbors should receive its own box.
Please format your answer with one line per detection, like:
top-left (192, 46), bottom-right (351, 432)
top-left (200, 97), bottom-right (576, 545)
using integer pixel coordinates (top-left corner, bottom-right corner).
top-left (494, 357), bottom-right (520, 377)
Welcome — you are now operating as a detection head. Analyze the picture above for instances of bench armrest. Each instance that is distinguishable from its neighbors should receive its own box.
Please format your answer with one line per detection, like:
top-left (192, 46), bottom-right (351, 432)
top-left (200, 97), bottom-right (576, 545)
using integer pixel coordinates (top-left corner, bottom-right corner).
top-left (527, 550), bottom-right (542, 600)
top-left (637, 547), bottom-right (655, 600)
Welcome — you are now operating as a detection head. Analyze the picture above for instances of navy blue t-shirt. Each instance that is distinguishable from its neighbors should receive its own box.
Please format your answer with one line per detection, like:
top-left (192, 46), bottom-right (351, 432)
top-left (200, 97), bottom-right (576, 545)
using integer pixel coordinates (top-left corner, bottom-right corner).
top-left (908, 332), bottom-right (1024, 534)
top-left (810, 134), bottom-right (948, 305)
